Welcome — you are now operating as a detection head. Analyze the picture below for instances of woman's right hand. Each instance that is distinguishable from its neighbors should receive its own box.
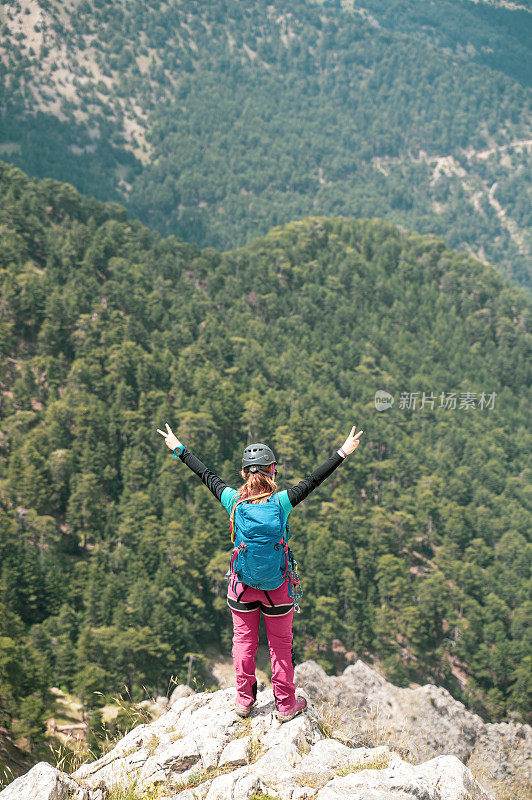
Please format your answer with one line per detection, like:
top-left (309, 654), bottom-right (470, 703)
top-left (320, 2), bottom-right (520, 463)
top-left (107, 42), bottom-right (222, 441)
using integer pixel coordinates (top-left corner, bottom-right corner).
top-left (341, 425), bottom-right (363, 455)
top-left (156, 422), bottom-right (183, 452)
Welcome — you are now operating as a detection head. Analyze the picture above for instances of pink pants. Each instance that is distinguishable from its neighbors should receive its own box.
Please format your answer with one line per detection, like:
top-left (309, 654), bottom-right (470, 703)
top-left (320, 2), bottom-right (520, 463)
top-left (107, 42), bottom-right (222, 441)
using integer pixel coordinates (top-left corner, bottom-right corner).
top-left (227, 577), bottom-right (295, 713)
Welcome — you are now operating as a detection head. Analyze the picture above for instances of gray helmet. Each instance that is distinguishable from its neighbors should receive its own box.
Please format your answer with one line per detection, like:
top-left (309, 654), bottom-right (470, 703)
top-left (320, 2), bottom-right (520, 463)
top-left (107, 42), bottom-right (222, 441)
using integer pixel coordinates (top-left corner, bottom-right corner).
top-left (242, 443), bottom-right (276, 473)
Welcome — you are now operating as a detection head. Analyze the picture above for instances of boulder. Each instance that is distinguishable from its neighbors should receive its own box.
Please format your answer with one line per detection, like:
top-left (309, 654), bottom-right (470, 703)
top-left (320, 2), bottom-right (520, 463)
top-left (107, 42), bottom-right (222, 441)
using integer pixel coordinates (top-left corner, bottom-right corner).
top-left (295, 659), bottom-right (531, 797)
top-left (317, 752), bottom-right (491, 800)
top-left (169, 685), bottom-right (194, 706)
top-left (0, 761), bottom-right (89, 800)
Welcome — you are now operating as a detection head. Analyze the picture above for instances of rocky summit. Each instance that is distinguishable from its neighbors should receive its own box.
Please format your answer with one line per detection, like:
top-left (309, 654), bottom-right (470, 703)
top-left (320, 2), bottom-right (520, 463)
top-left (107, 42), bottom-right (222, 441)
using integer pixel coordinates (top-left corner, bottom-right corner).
top-left (0, 684), bottom-right (497, 800)
top-left (295, 660), bottom-right (532, 799)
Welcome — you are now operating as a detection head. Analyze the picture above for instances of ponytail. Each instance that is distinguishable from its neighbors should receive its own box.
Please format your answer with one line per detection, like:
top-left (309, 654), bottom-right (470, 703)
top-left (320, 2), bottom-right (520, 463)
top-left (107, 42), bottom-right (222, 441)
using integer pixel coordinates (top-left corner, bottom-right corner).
top-left (237, 469), bottom-right (277, 502)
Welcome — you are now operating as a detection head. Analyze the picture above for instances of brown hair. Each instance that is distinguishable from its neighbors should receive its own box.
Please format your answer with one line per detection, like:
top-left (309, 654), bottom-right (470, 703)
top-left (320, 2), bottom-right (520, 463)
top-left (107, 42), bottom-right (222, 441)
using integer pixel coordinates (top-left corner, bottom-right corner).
top-left (237, 468), bottom-right (277, 503)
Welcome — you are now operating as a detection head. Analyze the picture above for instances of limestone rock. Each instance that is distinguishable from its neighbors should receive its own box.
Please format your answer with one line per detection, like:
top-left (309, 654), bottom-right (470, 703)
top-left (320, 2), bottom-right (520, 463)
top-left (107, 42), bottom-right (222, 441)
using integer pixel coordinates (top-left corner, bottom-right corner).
top-left (412, 754), bottom-right (492, 800)
top-left (169, 684), bottom-right (194, 706)
top-left (0, 683), bottom-right (498, 800)
top-left (204, 767), bottom-right (259, 800)
top-left (0, 761), bottom-right (89, 800)
top-left (295, 659), bottom-right (531, 798)
top-left (218, 736), bottom-right (250, 768)
top-left (318, 753), bottom-right (491, 800)
top-left (471, 721), bottom-right (532, 790)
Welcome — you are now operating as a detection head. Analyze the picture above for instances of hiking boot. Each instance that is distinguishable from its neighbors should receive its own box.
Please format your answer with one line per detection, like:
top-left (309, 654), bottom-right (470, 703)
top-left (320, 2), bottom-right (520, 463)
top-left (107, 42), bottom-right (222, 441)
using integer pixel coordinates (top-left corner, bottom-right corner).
top-left (275, 696), bottom-right (307, 723)
top-left (235, 699), bottom-right (256, 718)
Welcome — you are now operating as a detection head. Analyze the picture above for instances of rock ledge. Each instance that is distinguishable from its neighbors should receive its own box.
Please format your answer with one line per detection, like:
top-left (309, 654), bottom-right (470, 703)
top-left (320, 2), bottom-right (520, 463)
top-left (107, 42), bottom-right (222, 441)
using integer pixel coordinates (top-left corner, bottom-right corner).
top-left (0, 686), bottom-right (495, 800)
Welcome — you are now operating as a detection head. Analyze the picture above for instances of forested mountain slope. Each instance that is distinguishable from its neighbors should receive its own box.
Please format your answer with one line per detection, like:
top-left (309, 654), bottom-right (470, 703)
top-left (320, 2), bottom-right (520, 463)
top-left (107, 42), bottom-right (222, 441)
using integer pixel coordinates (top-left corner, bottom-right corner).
top-left (0, 163), bottom-right (530, 771)
top-left (0, 0), bottom-right (530, 288)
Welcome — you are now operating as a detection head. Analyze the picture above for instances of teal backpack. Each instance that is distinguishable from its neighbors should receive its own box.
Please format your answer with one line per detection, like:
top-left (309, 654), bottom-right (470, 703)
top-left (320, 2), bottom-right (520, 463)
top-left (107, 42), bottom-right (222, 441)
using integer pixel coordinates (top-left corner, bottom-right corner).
top-left (229, 492), bottom-right (302, 600)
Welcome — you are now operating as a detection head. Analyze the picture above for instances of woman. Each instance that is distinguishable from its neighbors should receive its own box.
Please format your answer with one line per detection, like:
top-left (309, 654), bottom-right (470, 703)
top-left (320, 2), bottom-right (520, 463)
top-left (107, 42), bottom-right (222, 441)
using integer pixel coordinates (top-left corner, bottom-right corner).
top-left (156, 423), bottom-right (363, 721)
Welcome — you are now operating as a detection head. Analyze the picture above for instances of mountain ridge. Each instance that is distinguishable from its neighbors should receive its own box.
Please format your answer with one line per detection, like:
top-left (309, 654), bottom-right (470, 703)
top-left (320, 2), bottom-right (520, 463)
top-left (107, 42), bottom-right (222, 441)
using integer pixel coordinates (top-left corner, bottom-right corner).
top-left (0, 0), bottom-right (530, 286)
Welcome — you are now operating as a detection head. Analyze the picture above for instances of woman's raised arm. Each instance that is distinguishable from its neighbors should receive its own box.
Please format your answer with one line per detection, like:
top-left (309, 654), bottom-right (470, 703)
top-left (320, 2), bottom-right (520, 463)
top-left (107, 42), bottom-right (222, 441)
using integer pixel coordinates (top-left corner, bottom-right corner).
top-left (286, 425), bottom-right (363, 509)
top-left (157, 422), bottom-right (230, 502)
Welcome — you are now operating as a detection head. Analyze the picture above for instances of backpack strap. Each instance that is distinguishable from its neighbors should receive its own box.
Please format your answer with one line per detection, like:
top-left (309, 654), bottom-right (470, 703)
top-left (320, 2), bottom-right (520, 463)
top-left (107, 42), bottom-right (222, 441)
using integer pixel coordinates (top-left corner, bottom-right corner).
top-left (271, 493), bottom-right (291, 541)
top-left (229, 491), bottom-right (274, 543)
top-left (269, 496), bottom-right (303, 604)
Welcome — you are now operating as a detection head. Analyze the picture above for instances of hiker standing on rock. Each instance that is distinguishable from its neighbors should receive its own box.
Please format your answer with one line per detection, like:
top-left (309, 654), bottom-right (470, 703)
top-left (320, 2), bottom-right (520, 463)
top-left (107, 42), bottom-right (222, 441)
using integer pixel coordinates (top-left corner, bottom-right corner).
top-left (157, 423), bottom-right (363, 722)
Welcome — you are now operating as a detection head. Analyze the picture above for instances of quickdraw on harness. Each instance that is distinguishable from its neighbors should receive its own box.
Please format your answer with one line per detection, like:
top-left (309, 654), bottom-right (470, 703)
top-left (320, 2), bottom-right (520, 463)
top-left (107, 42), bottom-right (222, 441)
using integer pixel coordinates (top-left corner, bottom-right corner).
top-left (281, 539), bottom-right (303, 609)
top-left (229, 491), bottom-right (303, 606)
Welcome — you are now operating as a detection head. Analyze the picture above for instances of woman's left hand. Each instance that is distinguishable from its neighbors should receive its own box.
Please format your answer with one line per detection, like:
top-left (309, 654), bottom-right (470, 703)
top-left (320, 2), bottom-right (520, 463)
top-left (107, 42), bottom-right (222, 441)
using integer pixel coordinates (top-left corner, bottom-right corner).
top-left (156, 422), bottom-right (183, 451)
top-left (341, 425), bottom-right (363, 455)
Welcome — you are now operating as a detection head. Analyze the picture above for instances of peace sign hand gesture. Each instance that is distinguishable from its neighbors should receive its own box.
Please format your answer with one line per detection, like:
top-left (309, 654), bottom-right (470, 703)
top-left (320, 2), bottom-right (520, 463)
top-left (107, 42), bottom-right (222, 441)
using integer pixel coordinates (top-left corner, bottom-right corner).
top-left (341, 425), bottom-right (363, 456)
top-left (156, 423), bottom-right (183, 452)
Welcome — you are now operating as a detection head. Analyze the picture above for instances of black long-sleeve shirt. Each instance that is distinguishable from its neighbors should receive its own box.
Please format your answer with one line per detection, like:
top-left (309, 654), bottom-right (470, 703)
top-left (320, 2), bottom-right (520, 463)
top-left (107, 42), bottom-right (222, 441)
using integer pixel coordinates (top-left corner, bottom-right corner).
top-left (177, 446), bottom-right (346, 514)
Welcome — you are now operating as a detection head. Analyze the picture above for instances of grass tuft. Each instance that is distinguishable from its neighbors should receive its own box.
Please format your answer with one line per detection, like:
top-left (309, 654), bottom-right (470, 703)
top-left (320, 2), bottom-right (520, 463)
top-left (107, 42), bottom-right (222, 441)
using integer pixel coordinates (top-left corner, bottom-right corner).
top-left (293, 772), bottom-right (331, 790)
top-left (144, 735), bottom-right (159, 758)
top-left (105, 776), bottom-right (165, 799)
top-left (334, 752), bottom-right (391, 776)
top-left (232, 717), bottom-right (252, 738)
top-left (247, 737), bottom-right (264, 764)
top-left (168, 763), bottom-right (237, 794)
